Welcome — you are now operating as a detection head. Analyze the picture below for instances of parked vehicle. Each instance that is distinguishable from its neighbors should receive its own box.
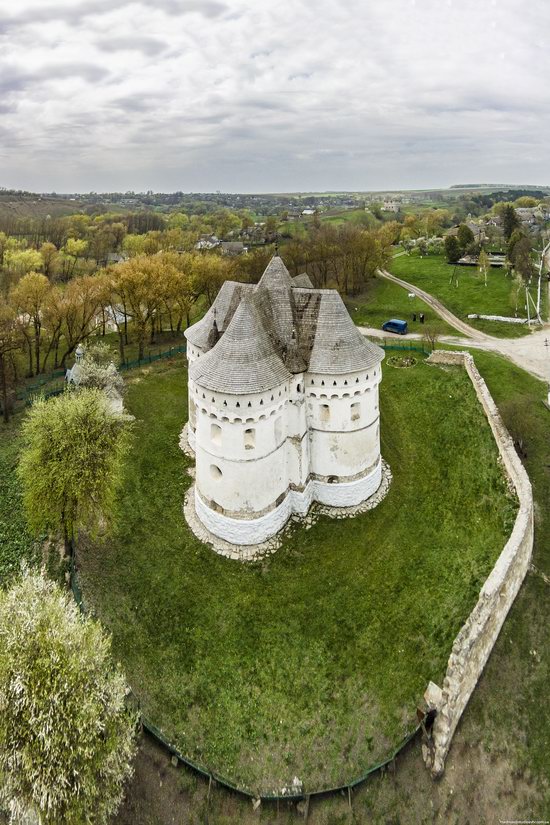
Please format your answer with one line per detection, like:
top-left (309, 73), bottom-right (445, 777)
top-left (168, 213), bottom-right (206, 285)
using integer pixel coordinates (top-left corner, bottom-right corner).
top-left (382, 319), bottom-right (408, 335)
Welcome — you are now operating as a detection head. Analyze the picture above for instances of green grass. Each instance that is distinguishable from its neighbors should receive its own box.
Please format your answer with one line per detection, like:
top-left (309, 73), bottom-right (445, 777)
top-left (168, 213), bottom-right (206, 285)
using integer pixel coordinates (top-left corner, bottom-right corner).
top-left (389, 254), bottom-right (546, 338)
top-left (77, 355), bottom-right (515, 795)
top-left (0, 419), bottom-right (40, 586)
top-left (344, 275), bottom-right (457, 336)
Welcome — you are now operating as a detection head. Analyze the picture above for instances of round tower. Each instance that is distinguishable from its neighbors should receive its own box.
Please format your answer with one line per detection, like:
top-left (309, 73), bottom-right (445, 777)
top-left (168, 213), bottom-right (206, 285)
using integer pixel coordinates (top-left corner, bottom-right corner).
top-left (189, 294), bottom-right (294, 545)
top-left (303, 290), bottom-right (384, 507)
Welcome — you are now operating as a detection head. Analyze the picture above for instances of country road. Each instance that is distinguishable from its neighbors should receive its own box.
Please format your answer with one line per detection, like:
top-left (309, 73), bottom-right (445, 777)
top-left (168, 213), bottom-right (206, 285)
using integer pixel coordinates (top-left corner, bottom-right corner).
top-left (360, 269), bottom-right (550, 384)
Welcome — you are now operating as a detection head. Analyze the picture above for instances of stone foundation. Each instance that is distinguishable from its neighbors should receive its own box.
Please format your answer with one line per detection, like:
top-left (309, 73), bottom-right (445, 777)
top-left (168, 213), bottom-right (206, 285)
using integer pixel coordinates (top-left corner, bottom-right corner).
top-left (424, 351), bottom-right (534, 776)
top-left (181, 422), bottom-right (392, 561)
top-left (193, 461), bottom-right (382, 547)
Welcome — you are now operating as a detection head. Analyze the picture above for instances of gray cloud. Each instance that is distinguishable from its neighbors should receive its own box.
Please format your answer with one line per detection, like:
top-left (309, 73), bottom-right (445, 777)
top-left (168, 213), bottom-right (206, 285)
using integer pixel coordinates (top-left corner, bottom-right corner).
top-left (1, 0), bottom-right (549, 191)
top-left (95, 35), bottom-right (167, 56)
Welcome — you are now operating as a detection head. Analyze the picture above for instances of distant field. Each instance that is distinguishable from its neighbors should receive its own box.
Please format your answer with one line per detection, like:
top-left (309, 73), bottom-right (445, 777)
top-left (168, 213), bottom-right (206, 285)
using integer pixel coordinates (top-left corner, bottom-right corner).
top-left (345, 275), bottom-right (457, 336)
top-left (0, 196), bottom-right (86, 220)
top-left (389, 254), bottom-right (546, 338)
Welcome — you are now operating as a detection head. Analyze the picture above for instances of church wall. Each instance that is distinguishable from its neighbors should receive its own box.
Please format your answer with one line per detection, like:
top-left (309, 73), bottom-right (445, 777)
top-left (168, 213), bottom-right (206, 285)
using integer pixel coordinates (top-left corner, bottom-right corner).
top-left (309, 420), bottom-right (380, 479)
top-left (306, 368), bottom-right (381, 480)
top-left (195, 443), bottom-right (289, 515)
top-left (192, 378), bottom-right (291, 515)
top-left (194, 461), bottom-right (382, 545)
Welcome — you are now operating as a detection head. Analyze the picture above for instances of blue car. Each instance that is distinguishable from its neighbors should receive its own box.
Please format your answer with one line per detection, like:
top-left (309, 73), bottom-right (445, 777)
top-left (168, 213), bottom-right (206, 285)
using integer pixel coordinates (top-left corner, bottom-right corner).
top-left (382, 319), bottom-right (408, 335)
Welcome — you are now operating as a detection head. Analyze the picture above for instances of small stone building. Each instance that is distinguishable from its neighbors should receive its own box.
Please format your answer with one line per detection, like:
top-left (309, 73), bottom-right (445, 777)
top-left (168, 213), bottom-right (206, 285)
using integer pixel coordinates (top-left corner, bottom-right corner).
top-left (184, 256), bottom-right (385, 545)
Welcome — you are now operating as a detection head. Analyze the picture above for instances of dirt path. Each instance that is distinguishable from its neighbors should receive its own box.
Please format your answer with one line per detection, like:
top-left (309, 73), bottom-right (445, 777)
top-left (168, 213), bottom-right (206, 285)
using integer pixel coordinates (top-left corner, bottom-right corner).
top-left (373, 269), bottom-right (550, 384)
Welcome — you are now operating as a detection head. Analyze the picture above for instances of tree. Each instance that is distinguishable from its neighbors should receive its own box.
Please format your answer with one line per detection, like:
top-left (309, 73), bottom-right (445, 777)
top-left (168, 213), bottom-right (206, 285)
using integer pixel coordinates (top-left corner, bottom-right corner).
top-left (501, 204), bottom-right (520, 240)
top-left (478, 249), bottom-right (490, 287)
top-left (61, 238), bottom-right (88, 280)
top-left (59, 275), bottom-right (104, 365)
top-left (0, 571), bottom-right (136, 824)
top-left (514, 196), bottom-right (537, 208)
top-left (110, 256), bottom-right (163, 358)
top-left (75, 342), bottom-right (124, 397)
top-left (511, 236), bottom-right (534, 283)
top-left (457, 224), bottom-right (475, 253)
top-left (10, 272), bottom-right (51, 376)
top-left (39, 242), bottom-right (61, 280)
top-left (0, 300), bottom-right (22, 423)
top-left (444, 234), bottom-right (461, 263)
top-left (422, 324), bottom-right (439, 351)
top-left (192, 253), bottom-right (234, 307)
top-left (18, 388), bottom-right (130, 556)
top-left (3, 248), bottom-right (43, 286)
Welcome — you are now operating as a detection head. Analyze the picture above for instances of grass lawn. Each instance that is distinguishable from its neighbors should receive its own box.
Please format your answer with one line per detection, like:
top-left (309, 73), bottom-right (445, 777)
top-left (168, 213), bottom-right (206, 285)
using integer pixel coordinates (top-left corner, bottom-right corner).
top-left (345, 274), bottom-right (457, 336)
top-left (389, 254), bottom-right (546, 338)
top-left (0, 419), bottom-right (40, 586)
top-left (77, 354), bottom-right (516, 795)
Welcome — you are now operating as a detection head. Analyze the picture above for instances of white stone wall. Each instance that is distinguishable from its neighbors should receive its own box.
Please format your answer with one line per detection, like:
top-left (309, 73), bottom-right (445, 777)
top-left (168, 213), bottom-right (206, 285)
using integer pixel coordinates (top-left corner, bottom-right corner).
top-left (192, 376), bottom-right (292, 515)
top-left (306, 368), bottom-right (381, 480)
top-left (194, 460), bottom-right (382, 545)
top-left (424, 351), bottom-right (534, 777)
top-left (187, 355), bottom-right (384, 544)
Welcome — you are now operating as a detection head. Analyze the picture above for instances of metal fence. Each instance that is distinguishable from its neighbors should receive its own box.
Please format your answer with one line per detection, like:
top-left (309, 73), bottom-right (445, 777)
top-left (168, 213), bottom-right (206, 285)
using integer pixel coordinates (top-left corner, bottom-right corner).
top-left (19, 344), bottom-right (188, 407)
top-left (375, 338), bottom-right (429, 354)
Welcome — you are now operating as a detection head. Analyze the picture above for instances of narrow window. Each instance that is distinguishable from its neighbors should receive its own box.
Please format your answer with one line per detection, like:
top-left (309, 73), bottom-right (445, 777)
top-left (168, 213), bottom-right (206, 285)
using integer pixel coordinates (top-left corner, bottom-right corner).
top-left (244, 428), bottom-right (256, 449)
top-left (320, 403), bottom-right (330, 423)
top-left (351, 402), bottom-right (360, 422)
top-left (296, 383), bottom-right (302, 393)
top-left (211, 423), bottom-right (221, 445)
top-left (210, 464), bottom-right (222, 480)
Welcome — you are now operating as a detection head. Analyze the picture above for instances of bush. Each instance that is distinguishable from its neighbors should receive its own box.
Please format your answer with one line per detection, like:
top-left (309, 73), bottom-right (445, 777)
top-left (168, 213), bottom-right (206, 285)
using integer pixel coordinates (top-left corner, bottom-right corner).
top-left (0, 571), bottom-right (136, 824)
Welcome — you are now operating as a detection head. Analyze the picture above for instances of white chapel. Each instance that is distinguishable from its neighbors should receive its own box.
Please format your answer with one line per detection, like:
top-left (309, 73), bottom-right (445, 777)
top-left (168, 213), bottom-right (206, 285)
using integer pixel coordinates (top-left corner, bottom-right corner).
top-left (184, 256), bottom-right (384, 545)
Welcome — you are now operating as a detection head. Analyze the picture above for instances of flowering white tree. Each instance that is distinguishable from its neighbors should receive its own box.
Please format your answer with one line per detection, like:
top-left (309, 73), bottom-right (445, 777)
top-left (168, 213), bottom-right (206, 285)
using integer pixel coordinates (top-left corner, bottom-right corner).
top-left (75, 342), bottom-right (124, 396)
top-left (0, 572), bottom-right (136, 824)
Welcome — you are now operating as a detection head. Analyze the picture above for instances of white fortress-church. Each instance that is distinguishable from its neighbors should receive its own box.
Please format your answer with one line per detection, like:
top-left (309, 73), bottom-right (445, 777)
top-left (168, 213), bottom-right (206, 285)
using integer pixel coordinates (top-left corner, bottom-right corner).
top-left (184, 256), bottom-right (385, 546)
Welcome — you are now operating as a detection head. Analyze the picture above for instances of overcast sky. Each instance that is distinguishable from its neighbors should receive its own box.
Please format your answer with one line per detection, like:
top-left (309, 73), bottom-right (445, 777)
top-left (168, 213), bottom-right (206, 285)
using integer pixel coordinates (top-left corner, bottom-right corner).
top-left (0, 0), bottom-right (548, 193)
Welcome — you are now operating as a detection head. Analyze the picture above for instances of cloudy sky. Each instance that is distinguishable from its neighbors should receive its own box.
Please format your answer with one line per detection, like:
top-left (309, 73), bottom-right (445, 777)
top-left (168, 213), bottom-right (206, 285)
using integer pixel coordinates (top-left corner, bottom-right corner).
top-left (0, 0), bottom-right (548, 193)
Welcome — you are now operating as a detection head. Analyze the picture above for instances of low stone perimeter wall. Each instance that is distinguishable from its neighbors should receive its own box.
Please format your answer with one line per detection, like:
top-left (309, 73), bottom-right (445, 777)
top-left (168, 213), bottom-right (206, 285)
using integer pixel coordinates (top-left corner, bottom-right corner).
top-left (424, 351), bottom-right (534, 776)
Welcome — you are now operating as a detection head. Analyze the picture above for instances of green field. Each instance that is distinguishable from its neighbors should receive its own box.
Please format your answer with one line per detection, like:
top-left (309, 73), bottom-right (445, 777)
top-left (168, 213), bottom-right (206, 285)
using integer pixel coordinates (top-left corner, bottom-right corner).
top-left (0, 419), bottom-right (40, 585)
top-left (76, 355), bottom-right (515, 795)
top-left (345, 274), bottom-right (457, 336)
top-left (389, 254), bottom-right (545, 338)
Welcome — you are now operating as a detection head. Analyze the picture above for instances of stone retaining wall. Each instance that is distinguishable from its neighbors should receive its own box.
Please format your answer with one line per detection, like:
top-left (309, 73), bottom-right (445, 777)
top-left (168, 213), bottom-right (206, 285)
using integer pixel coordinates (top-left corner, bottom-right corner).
top-left (424, 351), bottom-right (534, 776)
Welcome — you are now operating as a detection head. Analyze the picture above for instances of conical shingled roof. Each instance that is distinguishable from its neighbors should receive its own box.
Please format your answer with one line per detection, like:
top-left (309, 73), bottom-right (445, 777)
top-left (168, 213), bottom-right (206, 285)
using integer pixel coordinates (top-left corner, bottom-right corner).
top-left (189, 293), bottom-right (292, 394)
top-left (254, 256), bottom-right (297, 355)
top-left (257, 256), bottom-right (293, 290)
top-left (185, 280), bottom-right (253, 350)
top-left (291, 272), bottom-right (314, 289)
top-left (298, 289), bottom-right (384, 374)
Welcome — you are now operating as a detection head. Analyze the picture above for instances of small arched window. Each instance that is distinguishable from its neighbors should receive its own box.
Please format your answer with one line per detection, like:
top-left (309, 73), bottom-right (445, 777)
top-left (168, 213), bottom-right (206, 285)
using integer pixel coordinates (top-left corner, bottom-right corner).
top-left (210, 464), bottom-right (222, 480)
top-left (211, 423), bottom-right (222, 444)
top-left (350, 402), bottom-right (360, 422)
top-left (320, 403), bottom-right (330, 423)
top-left (244, 428), bottom-right (255, 449)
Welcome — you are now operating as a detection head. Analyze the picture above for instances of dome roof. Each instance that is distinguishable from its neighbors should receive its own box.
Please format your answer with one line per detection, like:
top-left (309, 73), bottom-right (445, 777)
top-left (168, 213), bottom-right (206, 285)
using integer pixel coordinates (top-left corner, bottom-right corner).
top-left (185, 281), bottom-right (254, 350)
top-left (189, 293), bottom-right (291, 395)
top-left (187, 257), bottom-right (384, 386)
top-left (296, 289), bottom-right (384, 374)
top-left (291, 272), bottom-right (314, 289)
